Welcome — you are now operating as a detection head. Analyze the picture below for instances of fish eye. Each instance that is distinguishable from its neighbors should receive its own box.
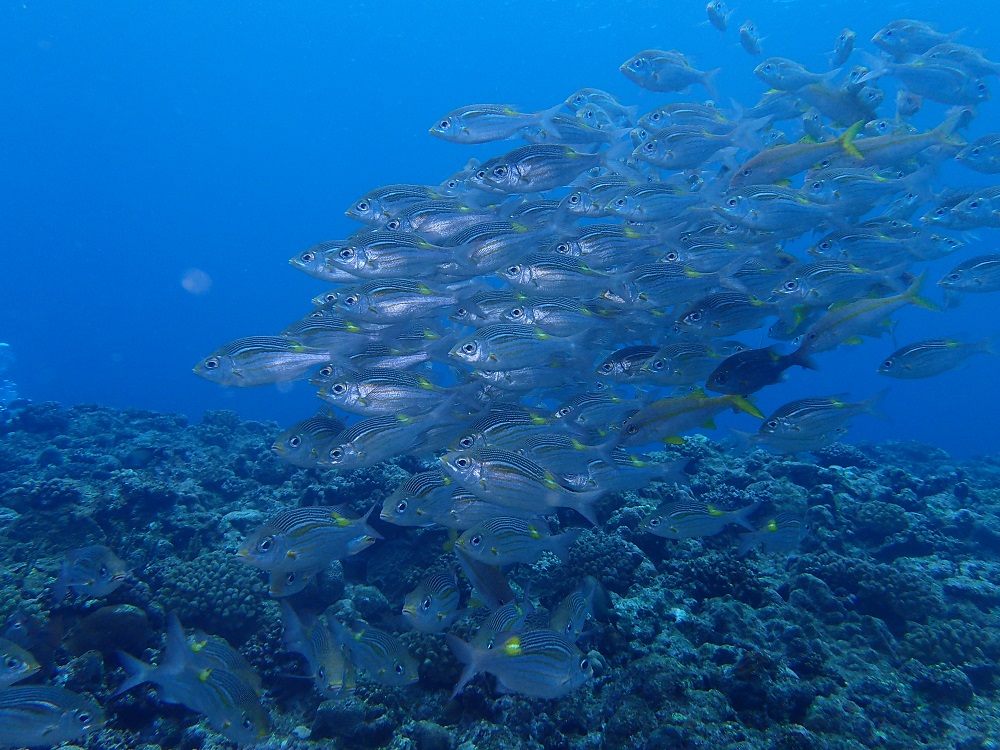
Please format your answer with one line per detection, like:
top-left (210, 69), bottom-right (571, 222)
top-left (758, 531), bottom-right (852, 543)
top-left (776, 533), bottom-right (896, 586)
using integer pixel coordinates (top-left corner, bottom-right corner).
top-left (763, 64), bottom-right (772, 73)
top-left (447, 179), bottom-right (460, 188)
top-left (978, 82), bottom-right (988, 92)
top-left (421, 597), bottom-right (432, 611)
top-left (329, 447), bottom-right (344, 460)
top-left (580, 658), bottom-right (589, 670)
top-left (77, 711), bottom-right (91, 724)
top-left (461, 342), bottom-right (476, 354)
top-left (599, 362), bottom-right (614, 373)
top-left (344, 295), bottom-right (358, 306)
top-left (475, 170), bottom-right (487, 180)
top-left (456, 456), bottom-right (471, 468)
top-left (741, 168), bottom-right (751, 177)
top-left (396, 500), bottom-right (408, 513)
top-left (460, 436), bottom-right (474, 449)
top-left (556, 242), bottom-right (571, 253)
top-left (470, 534), bottom-right (483, 547)
top-left (650, 359), bottom-right (664, 370)
top-left (972, 148), bottom-right (981, 156)
top-left (568, 194), bottom-right (581, 204)
top-left (510, 307), bottom-right (524, 318)
top-left (309, 310), bottom-right (325, 319)
top-left (819, 241), bottom-right (831, 251)
top-left (331, 383), bottom-right (346, 395)
top-left (286, 572), bottom-right (297, 584)
top-left (882, 359), bottom-right (894, 369)
top-left (5, 657), bottom-right (18, 668)
top-left (687, 311), bottom-right (703, 322)
top-left (649, 517), bottom-right (660, 527)
top-left (650, 112), bottom-right (661, 122)
top-left (395, 662), bottom-right (405, 675)
top-left (339, 248), bottom-right (355, 260)
top-left (949, 272), bottom-right (961, 281)
top-left (556, 407), bottom-right (571, 417)
top-left (626, 424), bottom-right (639, 435)
top-left (614, 198), bottom-right (627, 208)
top-left (726, 197), bottom-right (739, 207)
top-left (301, 252), bottom-right (315, 263)
top-left (969, 201), bottom-right (980, 210)
top-left (811, 181), bottom-right (823, 190)
top-left (643, 142), bottom-right (656, 152)
top-left (564, 621), bottom-right (574, 635)
top-left (767, 419), bottom-right (779, 429)
top-left (665, 251), bottom-right (679, 262)
top-left (633, 58), bottom-right (644, 68)
top-left (783, 280), bottom-right (798, 291)
top-left (257, 536), bottom-right (274, 553)
top-left (506, 265), bottom-right (521, 276)
top-left (386, 219), bottom-right (401, 231)
top-left (204, 358), bottom-right (220, 370)
top-left (439, 119), bottom-right (451, 130)
top-left (289, 436), bottom-right (301, 448)
top-left (493, 166), bottom-right (508, 178)
top-left (356, 201), bottom-right (369, 212)
top-left (243, 717), bottom-right (254, 730)
top-left (99, 565), bottom-right (109, 577)
top-left (319, 365), bottom-right (334, 377)
top-left (318, 667), bottom-right (326, 679)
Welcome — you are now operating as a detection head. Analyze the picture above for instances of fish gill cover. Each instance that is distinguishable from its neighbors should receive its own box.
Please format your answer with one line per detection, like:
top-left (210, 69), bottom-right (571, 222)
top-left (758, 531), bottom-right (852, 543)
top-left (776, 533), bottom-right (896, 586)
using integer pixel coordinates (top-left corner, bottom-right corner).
top-left (1, 4), bottom-right (1000, 750)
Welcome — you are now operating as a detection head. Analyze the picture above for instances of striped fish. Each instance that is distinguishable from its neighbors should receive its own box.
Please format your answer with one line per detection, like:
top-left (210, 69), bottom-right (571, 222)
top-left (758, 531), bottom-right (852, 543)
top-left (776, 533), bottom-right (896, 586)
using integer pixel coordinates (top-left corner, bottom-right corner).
top-left (448, 220), bottom-right (539, 272)
top-left (317, 368), bottom-right (447, 416)
top-left (238, 506), bottom-right (380, 573)
top-left (640, 341), bottom-right (749, 386)
top-left (938, 253), bottom-right (1000, 294)
top-left (736, 511), bottom-right (807, 557)
top-left (878, 336), bottom-right (996, 379)
top-left (327, 231), bottom-right (454, 279)
top-left (345, 183), bottom-right (441, 224)
top-left (456, 517), bottom-right (582, 566)
top-left (441, 447), bottom-right (603, 525)
top-left (641, 496), bottom-right (760, 540)
top-left (319, 413), bottom-right (435, 470)
top-left (447, 629), bottom-right (593, 699)
top-left (271, 407), bottom-right (345, 468)
top-left (449, 323), bottom-right (576, 373)
top-left (618, 389), bottom-right (763, 448)
top-left (438, 489), bottom-right (544, 531)
top-left (268, 566), bottom-right (325, 598)
top-left (454, 547), bottom-right (516, 612)
top-left (471, 600), bottom-right (534, 648)
top-left (500, 296), bottom-right (600, 337)
top-left (193, 336), bottom-right (331, 387)
top-left (0, 686), bottom-right (105, 747)
top-left (327, 619), bottom-right (419, 687)
top-left (498, 253), bottom-right (610, 296)
top-left (382, 200), bottom-right (492, 242)
top-left (380, 471), bottom-right (455, 528)
top-left (550, 576), bottom-right (615, 641)
top-left (332, 278), bottom-right (460, 322)
top-left (279, 601), bottom-right (356, 698)
top-left (402, 571), bottom-right (465, 633)
top-left (289, 241), bottom-right (362, 283)
top-left (114, 615), bottom-right (268, 743)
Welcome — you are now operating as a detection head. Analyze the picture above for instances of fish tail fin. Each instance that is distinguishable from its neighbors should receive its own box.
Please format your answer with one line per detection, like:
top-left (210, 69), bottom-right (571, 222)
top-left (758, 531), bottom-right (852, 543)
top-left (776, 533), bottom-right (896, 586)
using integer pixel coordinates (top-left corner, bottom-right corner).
top-left (790, 345), bottom-right (819, 371)
top-left (113, 650), bottom-right (153, 696)
top-left (571, 491), bottom-right (601, 527)
top-left (735, 531), bottom-right (759, 558)
top-left (734, 500), bottom-right (763, 531)
top-left (731, 395), bottom-right (765, 419)
top-left (935, 106), bottom-right (971, 146)
top-left (856, 50), bottom-right (888, 83)
top-left (904, 270), bottom-right (940, 311)
top-left (862, 388), bottom-right (892, 422)
top-left (978, 334), bottom-right (1000, 356)
top-left (278, 600), bottom-right (307, 655)
top-left (839, 120), bottom-right (864, 160)
top-left (551, 527), bottom-right (584, 563)
top-left (445, 634), bottom-right (480, 699)
top-left (702, 68), bottom-right (722, 101)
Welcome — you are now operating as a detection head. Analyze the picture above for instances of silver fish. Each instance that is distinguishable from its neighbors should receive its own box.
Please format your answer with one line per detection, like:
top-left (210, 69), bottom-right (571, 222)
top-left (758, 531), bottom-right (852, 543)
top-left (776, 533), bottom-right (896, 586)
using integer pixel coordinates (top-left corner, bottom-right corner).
top-left (0, 686), bottom-right (105, 747)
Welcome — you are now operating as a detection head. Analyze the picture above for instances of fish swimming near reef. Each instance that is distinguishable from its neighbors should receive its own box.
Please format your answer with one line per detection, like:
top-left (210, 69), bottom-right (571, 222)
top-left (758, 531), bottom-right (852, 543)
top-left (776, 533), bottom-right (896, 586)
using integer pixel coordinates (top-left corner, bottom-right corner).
top-left (52, 545), bottom-right (130, 603)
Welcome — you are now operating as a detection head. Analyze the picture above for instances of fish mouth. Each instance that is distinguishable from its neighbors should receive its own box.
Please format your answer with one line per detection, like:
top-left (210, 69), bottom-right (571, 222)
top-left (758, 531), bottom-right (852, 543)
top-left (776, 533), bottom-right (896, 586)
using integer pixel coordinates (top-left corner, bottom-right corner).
top-left (401, 606), bottom-right (416, 616)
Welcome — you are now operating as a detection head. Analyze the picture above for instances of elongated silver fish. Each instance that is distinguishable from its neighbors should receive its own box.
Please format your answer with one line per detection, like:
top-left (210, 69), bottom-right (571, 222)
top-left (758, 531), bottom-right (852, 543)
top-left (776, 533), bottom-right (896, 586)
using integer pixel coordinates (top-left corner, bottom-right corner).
top-left (194, 336), bottom-right (331, 387)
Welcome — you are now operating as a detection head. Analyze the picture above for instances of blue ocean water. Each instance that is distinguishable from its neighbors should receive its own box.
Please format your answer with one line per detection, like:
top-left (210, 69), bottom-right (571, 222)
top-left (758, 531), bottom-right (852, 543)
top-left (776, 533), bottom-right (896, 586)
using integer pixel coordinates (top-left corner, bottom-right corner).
top-left (0, 0), bottom-right (997, 457)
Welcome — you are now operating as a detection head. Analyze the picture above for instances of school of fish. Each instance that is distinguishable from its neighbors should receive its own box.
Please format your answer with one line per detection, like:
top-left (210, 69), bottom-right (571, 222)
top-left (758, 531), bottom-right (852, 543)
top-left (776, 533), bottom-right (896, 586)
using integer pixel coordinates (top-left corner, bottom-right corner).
top-left (6, 13), bottom-right (1000, 748)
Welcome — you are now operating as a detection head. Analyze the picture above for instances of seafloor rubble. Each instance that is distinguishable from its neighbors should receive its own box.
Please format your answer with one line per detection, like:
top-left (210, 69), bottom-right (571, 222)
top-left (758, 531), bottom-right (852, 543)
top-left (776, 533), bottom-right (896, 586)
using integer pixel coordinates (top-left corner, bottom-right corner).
top-left (0, 400), bottom-right (998, 750)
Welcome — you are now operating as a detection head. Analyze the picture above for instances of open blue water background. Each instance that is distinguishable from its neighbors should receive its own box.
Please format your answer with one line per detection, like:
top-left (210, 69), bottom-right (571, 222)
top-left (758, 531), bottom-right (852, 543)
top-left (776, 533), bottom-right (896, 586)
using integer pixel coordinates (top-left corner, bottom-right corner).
top-left (1, 0), bottom-right (997, 456)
